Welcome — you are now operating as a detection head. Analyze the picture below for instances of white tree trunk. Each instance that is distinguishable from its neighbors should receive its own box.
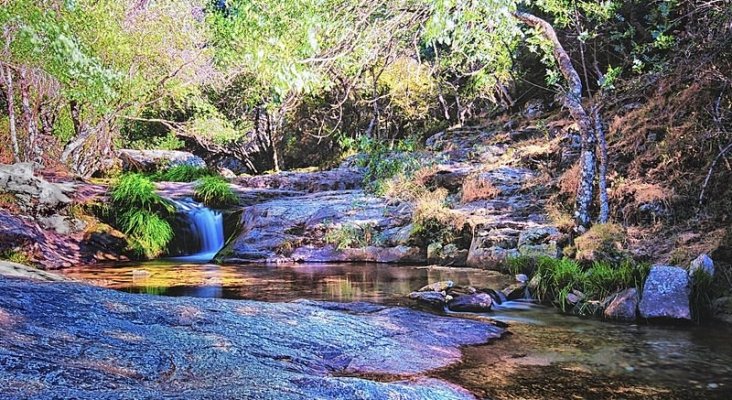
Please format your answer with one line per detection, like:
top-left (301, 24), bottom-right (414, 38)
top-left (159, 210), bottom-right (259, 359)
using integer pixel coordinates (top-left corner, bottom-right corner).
top-left (0, 65), bottom-right (20, 163)
top-left (514, 12), bottom-right (597, 228)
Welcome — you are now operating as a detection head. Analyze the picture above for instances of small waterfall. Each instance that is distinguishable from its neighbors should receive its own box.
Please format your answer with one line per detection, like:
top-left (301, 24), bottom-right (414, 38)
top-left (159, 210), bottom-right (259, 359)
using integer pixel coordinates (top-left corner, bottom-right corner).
top-left (167, 198), bottom-right (225, 262)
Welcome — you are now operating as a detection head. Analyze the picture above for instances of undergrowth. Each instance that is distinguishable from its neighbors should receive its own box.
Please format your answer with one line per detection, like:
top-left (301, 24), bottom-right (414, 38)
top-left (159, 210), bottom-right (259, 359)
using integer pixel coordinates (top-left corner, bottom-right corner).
top-left (194, 176), bottom-right (238, 207)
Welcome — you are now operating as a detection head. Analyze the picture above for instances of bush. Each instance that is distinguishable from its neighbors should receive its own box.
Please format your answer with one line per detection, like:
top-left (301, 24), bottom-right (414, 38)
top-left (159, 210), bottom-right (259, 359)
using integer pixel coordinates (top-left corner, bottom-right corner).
top-left (194, 176), bottom-right (238, 207)
top-left (0, 249), bottom-right (32, 265)
top-left (109, 173), bottom-right (174, 259)
top-left (151, 165), bottom-right (215, 182)
top-left (411, 188), bottom-right (465, 245)
top-left (354, 137), bottom-right (424, 195)
top-left (324, 223), bottom-right (381, 250)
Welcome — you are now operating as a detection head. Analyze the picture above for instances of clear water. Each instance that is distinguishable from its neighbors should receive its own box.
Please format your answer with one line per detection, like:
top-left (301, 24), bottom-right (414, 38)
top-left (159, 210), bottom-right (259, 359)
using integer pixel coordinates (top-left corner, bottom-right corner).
top-left (61, 262), bottom-right (732, 399)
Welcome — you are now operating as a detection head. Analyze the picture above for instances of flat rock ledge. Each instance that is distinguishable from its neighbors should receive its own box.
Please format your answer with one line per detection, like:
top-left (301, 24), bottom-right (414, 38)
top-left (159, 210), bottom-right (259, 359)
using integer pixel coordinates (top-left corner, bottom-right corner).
top-left (0, 277), bottom-right (503, 399)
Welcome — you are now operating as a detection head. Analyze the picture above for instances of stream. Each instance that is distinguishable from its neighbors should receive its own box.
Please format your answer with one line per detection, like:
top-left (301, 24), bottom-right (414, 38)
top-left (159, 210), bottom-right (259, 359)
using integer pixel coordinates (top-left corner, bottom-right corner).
top-left (62, 261), bottom-right (732, 400)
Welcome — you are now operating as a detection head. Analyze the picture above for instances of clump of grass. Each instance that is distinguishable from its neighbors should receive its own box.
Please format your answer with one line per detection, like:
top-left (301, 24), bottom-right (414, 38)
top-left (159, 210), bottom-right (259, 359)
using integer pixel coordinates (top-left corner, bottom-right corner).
top-left (194, 176), bottom-right (238, 207)
top-left (527, 256), bottom-right (650, 313)
top-left (0, 249), bottom-right (32, 265)
top-left (690, 268), bottom-right (715, 323)
top-left (151, 165), bottom-right (215, 182)
top-left (411, 188), bottom-right (465, 245)
top-left (324, 223), bottom-right (381, 250)
top-left (461, 173), bottom-right (501, 203)
top-left (109, 173), bottom-right (174, 259)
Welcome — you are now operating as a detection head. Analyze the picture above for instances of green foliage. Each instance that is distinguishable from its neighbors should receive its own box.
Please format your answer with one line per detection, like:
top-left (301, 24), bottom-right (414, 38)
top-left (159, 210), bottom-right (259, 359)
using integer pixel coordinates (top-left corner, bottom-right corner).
top-left (324, 223), bottom-right (381, 250)
top-left (194, 176), bottom-right (238, 208)
top-left (0, 249), bottom-right (32, 265)
top-left (109, 173), bottom-right (174, 259)
top-left (512, 256), bottom-right (650, 313)
top-left (353, 136), bottom-right (423, 195)
top-left (151, 165), bottom-right (216, 183)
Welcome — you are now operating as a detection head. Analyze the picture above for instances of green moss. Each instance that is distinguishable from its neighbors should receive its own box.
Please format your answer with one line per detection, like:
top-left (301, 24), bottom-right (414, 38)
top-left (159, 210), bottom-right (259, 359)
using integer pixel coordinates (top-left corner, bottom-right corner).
top-left (194, 176), bottom-right (238, 208)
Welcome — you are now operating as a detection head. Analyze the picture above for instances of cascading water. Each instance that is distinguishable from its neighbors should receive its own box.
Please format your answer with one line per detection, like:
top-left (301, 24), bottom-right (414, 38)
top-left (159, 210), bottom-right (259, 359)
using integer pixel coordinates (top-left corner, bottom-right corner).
top-left (167, 198), bottom-right (225, 262)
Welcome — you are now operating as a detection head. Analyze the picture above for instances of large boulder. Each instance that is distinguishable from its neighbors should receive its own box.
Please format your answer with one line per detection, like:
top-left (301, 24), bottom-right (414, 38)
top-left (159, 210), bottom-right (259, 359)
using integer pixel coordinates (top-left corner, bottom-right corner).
top-left (603, 288), bottom-right (639, 321)
top-left (222, 190), bottom-right (418, 263)
top-left (638, 265), bottom-right (691, 321)
top-left (118, 149), bottom-right (206, 172)
top-left (0, 163), bottom-right (71, 212)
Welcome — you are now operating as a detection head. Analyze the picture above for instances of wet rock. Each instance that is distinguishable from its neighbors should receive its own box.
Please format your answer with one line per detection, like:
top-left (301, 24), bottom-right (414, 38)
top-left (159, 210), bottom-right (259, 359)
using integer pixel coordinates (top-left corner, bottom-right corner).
top-left (689, 253), bottom-right (714, 278)
top-left (447, 293), bottom-right (493, 312)
top-left (0, 278), bottom-right (502, 399)
top-left (502, 283), bottom-right (526, 301)
top-left (638, 265), bottom-right (691, 321)
top-left (118, 149), bottom-right (206, 172)
top-left (419, 280), bottom-right (454, 292)
top-left (713, 296), bottom-right (732, 325)
top-left (408, 291), bottom-right (447, 308)
top-left (603, 288), bottom-right (639, 321)
top-left (289, 245), bottom-right (425, 264)
top-left (428, 243), bottom-right (468, 266)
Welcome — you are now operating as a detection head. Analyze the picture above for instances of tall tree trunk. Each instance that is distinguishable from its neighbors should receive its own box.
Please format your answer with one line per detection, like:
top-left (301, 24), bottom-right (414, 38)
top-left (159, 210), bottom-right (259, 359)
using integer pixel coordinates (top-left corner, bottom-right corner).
top-left (594, 106), bottom-right (609, 223)
top-left (19, 67), bottom-right (39, 162)
top-left (514, 11), bottom-right (596, 228)
top-left (0, 65), bottom-right (20, 163)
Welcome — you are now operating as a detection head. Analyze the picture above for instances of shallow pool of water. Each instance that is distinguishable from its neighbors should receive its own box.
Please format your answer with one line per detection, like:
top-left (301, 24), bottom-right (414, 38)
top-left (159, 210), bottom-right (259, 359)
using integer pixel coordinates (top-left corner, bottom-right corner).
top-left (62, 262), bottom-right (732, 399)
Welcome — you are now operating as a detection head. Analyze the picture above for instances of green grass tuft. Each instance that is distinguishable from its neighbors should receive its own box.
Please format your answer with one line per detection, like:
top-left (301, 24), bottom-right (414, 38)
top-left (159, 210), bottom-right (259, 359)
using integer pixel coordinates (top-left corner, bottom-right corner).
top-left (109, 173), bottom-right (174, 259)
top-left (194, 176), bottom-right (238, 207)
top-left (151, 165), bottom-right (216, 182)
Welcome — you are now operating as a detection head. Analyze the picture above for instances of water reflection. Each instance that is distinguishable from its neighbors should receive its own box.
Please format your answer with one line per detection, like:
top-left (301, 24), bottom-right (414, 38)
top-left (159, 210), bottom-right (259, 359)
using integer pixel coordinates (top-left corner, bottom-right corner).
top-left (61, 262), bottom-right (512, 305)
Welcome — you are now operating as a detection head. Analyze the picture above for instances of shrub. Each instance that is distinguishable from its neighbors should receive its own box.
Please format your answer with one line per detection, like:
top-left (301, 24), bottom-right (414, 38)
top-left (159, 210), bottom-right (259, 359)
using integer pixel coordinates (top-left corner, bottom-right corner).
top-left (0, 249), bottom-right (32, 265)
top-left (354, 137), bottom-right (424, 195)
top-left (151, 165), bottom-right (215, 182)
top-left (411, 188), bottom-right (465, 245)
top-left (324, 223), bottom-right (381, 250)
top-left (194, 176), bottom-right (238, 207)
top-left (109, 173), bottom-right (174, 259)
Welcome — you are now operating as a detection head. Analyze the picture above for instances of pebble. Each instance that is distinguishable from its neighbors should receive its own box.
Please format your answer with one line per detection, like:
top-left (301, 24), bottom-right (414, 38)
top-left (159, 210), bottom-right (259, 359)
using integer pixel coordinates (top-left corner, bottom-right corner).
top-left (708, 383), bottom-right (719, 389)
